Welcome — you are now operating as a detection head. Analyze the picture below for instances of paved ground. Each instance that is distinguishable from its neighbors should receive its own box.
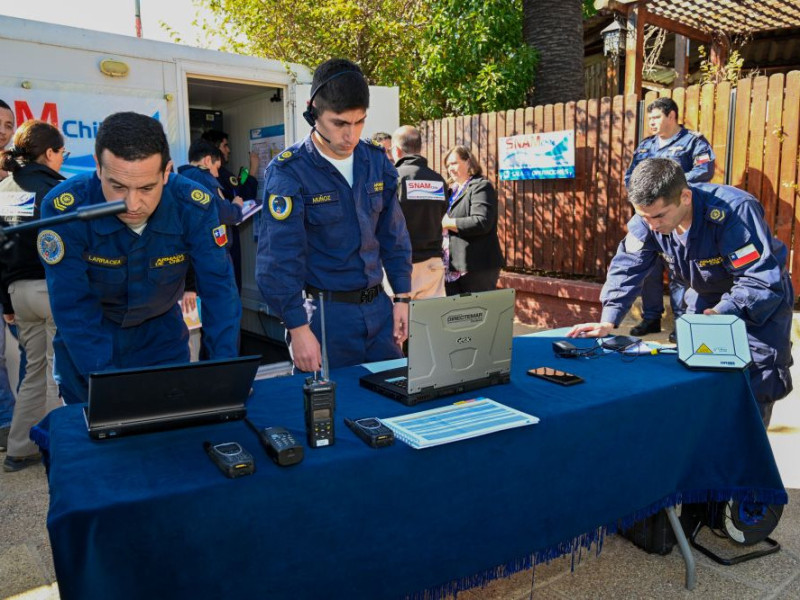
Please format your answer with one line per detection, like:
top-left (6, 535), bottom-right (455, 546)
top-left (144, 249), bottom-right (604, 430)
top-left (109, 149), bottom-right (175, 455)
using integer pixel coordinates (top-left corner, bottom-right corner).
top-left (1, 304), bottom-right (798, 600)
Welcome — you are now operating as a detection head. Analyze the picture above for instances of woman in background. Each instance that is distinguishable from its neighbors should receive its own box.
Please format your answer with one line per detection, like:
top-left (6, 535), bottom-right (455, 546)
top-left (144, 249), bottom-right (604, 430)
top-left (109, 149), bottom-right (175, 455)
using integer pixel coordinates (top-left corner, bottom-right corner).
top-left (0, 120), bottom-right (65, 471)
top-left (441, 145), bottom-right (504, 294)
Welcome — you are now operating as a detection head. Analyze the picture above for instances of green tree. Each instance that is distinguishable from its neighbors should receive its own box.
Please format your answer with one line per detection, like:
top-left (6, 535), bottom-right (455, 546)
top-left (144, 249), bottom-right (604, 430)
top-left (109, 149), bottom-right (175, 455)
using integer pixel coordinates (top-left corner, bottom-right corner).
top-left (410, 0), bottom-right (538, 121)
top-left (201, 0), bottom-right (427, 120)
top-left (198, 0), bottom-right (536, 122)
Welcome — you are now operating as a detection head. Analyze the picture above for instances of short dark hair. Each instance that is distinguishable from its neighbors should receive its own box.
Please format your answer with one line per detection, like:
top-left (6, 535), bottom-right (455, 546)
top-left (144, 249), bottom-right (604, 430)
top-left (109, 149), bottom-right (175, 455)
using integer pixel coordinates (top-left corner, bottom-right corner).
top-left (201, 129), bottom-right (229, 147)
top-left (371, 132), bottom-right (391, 143)
top-left (0, 120), bottom-right (63, 174)
top-left (0, 99), bottom-right (10, 112)
top-left (647, 97), bottom-right (679, 119)
top-left (310, 59), bottom-right (369, 117)
top-left (393, 126), bottom-right (421, 154)
top-left (188, 139), bottom-right (222, 163)
top-left (628, 158), bottom-right (688, 207)
top-left (95, 112), bottom-right (170, 172)
top-left (443, 145), bottom-right (482, 183)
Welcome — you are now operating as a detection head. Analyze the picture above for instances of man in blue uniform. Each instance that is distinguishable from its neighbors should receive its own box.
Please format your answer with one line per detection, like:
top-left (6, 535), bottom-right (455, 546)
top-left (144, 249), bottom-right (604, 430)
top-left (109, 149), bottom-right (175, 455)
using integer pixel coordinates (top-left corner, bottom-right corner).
top-left (569, 158), bottom-right (793, 426)
top-left (39, 112), bottom-right (241, 404)
top-left (201, 129), bottom-right (260, 292)
top-left (178, 139), bottom-right (244, 247)
top-left (256, 59), bottom-right (412, 372)
top-left (625, 97), bottom-right (716, 342)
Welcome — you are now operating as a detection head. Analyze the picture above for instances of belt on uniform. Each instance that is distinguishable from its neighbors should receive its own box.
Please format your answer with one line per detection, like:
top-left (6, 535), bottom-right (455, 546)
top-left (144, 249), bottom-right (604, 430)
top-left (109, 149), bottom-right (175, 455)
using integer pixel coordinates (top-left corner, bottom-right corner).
top-left (305, 284), bottom-right (383, 304)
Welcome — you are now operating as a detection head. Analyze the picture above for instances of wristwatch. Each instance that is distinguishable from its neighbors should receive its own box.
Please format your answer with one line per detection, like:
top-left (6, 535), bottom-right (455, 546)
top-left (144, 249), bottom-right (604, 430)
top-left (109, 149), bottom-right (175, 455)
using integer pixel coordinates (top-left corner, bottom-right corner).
top-left (393, 296), bottom-right (411, 304)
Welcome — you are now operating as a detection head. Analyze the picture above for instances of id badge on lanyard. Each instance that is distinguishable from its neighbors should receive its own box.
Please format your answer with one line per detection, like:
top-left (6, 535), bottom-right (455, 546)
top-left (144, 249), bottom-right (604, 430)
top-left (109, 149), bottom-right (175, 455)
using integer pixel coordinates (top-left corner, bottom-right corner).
top-left (448, 177), bottom-right (471, 212)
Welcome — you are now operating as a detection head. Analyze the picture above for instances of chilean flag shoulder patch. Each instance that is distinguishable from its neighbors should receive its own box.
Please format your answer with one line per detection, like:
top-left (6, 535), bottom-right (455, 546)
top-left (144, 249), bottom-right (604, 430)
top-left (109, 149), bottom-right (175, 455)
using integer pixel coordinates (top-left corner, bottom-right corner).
top-left (729, 243), bottom-right (760, 269)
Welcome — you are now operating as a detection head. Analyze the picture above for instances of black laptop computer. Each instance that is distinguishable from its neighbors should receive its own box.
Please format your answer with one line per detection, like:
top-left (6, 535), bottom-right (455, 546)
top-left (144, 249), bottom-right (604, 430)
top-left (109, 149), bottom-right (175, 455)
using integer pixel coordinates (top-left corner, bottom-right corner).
top-left (359, 289), bottom-right (515, 406)
top-left (84, 355), bottom-right (262, 439)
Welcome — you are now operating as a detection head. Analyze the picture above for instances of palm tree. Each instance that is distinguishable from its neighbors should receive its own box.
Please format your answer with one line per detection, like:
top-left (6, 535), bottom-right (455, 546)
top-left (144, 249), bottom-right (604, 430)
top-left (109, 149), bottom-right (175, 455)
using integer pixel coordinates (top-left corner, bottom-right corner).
top-left (524, 0), bottom-right (585, 105)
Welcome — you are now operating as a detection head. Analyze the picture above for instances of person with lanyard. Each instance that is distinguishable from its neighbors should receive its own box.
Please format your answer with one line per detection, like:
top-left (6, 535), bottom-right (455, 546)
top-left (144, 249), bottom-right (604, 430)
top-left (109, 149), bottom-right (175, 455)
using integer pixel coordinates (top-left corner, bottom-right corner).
top-left (625, 97), bottom-right (716, 342)
top-left (441, 145), bottom-right (504, 294)
top-left (39, 112), bottom-right (241, 405)
top-left (568, 158), bottom-right (792, 427)
top-left (256, 58), bottom-right (412, 372)
top-left (0, 120), bottom-right (65, 471)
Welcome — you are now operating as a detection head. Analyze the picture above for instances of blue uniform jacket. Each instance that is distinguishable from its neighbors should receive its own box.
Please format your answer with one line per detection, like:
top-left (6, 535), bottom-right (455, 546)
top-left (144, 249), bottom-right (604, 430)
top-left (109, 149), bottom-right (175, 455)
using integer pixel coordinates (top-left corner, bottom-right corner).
top-left (256, 136), bottom-right (412, 330)
top-left (625, 127), bottom-right (715, 187)
top-left (178, 165), bottom-right (243, 238)
top-left (39, 172), bottom-right (241, 377)
top-left (601, 184), bottom-right (793, 403)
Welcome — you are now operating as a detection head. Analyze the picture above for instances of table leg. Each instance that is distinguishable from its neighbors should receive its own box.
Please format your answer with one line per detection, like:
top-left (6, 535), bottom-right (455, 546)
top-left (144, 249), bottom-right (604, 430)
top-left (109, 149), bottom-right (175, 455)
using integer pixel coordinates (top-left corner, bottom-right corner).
top-left (666, 505), bottom-right (696, 590)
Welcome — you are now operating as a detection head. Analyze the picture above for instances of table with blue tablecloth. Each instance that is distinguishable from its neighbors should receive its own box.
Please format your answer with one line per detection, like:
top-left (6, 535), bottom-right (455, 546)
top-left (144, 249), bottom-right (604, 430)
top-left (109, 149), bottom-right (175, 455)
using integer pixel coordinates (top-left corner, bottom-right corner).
top-left (41, 334), bottom-right (786, 600)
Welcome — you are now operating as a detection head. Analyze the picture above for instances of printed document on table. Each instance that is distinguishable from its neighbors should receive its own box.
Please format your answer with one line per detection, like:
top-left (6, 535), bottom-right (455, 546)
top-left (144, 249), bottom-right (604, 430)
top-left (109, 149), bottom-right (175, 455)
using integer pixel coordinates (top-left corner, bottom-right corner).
top-left (380, 398), bottom-right (538, 449)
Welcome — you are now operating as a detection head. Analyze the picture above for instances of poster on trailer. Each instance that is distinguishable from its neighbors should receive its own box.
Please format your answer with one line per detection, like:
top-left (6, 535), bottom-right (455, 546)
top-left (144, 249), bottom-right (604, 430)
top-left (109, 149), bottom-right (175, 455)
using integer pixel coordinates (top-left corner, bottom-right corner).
top-left (498, 130), bottom-right (575, 180)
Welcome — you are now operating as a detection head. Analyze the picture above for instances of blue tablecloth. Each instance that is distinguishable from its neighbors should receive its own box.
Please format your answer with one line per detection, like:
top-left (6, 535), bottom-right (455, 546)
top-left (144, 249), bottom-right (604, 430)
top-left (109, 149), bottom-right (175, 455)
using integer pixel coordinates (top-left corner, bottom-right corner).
top-left (42, 335), bottom-right (786, 600)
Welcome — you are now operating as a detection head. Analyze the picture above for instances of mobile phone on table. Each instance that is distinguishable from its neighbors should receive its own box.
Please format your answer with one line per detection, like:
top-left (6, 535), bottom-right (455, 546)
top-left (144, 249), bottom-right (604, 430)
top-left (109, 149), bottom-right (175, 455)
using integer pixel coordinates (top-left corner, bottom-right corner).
top-left (527, 367), bottom-right (584, 386)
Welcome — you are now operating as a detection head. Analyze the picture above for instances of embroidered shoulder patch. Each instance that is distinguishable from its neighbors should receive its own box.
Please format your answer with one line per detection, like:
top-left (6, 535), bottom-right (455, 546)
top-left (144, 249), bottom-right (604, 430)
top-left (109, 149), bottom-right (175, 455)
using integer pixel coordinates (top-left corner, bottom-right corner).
top-left (268, 194), bottom-right (292, 220)
top-left (695, 153), bottom-right (712, 165)
top-left (53, 193), bottom-right (75, 212)
top-left (729, 243), bottom-right (760, 269)
top-left (277, 150), bottom-right (293, 162)
top-left (190, 189), bottom-right (211, 205)
top-left (707, 208), bottom-right (726, 223)
top-left (229, 175), bottom-right (238, 187)
top-left (37, 230), bottom-right (65, 265)
top-left (212, 225), bottom-right (228, 247)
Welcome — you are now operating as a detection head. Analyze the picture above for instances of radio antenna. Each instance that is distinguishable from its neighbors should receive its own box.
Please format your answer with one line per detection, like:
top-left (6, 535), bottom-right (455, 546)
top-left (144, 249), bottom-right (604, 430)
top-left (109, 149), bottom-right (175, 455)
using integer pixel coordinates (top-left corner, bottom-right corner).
top-left (319, 292), bottom-right (330, 381)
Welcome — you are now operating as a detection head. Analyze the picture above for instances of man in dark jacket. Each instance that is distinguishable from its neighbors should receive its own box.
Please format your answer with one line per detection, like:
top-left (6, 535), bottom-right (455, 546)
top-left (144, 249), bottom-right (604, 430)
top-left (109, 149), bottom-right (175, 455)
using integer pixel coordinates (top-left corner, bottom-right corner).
top-left (391, 125), bottom-right (448, 298)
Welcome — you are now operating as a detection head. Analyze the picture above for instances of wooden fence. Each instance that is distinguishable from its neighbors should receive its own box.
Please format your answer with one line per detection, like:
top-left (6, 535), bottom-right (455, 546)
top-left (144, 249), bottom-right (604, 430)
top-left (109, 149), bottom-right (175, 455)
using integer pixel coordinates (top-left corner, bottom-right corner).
top-left (420, 72), bottom-right (800, 295)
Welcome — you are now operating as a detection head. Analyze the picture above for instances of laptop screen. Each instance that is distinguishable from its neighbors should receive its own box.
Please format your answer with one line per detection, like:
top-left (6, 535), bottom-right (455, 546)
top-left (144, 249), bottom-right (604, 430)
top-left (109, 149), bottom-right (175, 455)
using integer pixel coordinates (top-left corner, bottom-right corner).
top-left (87, 355), bottom-right (261, 429)
top-left (406, 289), bottom-right (515, 394)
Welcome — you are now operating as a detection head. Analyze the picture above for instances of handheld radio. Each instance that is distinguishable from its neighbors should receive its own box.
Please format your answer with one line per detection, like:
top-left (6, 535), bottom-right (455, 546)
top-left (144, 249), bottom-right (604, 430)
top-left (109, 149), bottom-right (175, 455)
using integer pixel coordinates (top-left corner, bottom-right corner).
top-left (303, 293), bottom-right (336, 448)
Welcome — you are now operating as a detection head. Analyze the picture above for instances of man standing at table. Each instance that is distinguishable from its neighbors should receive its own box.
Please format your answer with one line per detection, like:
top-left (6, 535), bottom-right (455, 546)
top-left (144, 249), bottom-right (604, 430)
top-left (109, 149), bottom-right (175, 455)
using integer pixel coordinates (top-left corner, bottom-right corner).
top-left (39, 112), bottom-right (241, 404)
top-left (390, 125), bottom-right (448, 299)
top-left (625, 97), bottom-right (716, 342)
top-left (256, 59), bottom-right (412, 372)
top-left (568, 158), bottom-right (792, 426)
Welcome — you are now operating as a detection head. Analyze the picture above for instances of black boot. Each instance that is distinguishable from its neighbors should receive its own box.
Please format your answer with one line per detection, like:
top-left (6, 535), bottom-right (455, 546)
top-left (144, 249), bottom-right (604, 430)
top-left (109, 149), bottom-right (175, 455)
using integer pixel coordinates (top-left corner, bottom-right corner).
top-left (630, 318), bottom-right (661, 336)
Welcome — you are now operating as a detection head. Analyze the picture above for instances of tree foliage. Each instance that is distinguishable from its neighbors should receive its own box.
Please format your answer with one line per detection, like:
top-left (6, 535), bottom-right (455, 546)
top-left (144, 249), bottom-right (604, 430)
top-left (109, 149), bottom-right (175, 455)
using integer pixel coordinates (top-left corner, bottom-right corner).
top-left (409, 0), bottom-right (537, 121)
top-left (197, 0), bottom-right (536, 123)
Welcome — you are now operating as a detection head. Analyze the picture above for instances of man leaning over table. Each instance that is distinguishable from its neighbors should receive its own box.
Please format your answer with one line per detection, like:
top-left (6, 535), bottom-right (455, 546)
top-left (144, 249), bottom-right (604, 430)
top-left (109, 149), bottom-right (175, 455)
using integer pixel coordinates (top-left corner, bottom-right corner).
top-left (567, 158), bottom-right (792, 427)
top-left (39, 112), bottom-right (240, 405)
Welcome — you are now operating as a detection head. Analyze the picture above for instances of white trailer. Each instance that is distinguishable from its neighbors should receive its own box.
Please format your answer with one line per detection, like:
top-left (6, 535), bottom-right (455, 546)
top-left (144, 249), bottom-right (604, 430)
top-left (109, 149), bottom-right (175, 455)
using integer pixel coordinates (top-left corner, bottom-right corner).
top-left (0, 15), bottom-right (400, 355)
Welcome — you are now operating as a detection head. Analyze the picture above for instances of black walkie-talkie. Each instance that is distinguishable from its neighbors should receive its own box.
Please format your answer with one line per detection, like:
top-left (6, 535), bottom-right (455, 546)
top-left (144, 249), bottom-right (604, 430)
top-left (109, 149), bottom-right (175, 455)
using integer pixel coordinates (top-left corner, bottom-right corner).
top-left (303, 293), bottom-right (336, 448)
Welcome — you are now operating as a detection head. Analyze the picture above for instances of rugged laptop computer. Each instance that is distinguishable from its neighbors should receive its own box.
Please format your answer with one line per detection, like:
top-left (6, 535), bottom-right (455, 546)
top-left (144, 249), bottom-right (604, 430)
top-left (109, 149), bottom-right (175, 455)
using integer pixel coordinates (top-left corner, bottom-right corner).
top-left (359, 289), bottom-right (515, 405)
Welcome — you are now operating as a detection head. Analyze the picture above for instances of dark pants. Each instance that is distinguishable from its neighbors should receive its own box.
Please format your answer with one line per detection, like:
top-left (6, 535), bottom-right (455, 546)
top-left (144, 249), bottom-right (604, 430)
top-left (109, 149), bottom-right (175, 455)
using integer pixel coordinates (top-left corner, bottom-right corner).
top-left (288, 291), bottom-right (401, 370)
top-left (445, 268), bottom-right (501, 296)
top-left (53, 308), bottom-right (190, 405)
top-left (640, 257), bottom-right (685, 320)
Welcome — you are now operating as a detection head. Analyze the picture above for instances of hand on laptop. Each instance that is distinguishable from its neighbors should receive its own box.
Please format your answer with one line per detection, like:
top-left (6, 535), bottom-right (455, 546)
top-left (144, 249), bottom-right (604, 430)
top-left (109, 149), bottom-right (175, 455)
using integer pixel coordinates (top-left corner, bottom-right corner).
top-left (393, 301), bottom-right (409, 345)
top-left (289, 324), bottom-right (322, 373)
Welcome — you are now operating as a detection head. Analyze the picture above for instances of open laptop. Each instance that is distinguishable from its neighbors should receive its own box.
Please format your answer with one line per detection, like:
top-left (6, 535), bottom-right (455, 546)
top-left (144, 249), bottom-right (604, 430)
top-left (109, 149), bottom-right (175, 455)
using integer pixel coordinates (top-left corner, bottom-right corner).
top-left (84, 355), bottom-right (262, 439)
top-left (360, 289), bottom-right (515, 405)
top-left (676, 314), bottom-right (752, 370)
